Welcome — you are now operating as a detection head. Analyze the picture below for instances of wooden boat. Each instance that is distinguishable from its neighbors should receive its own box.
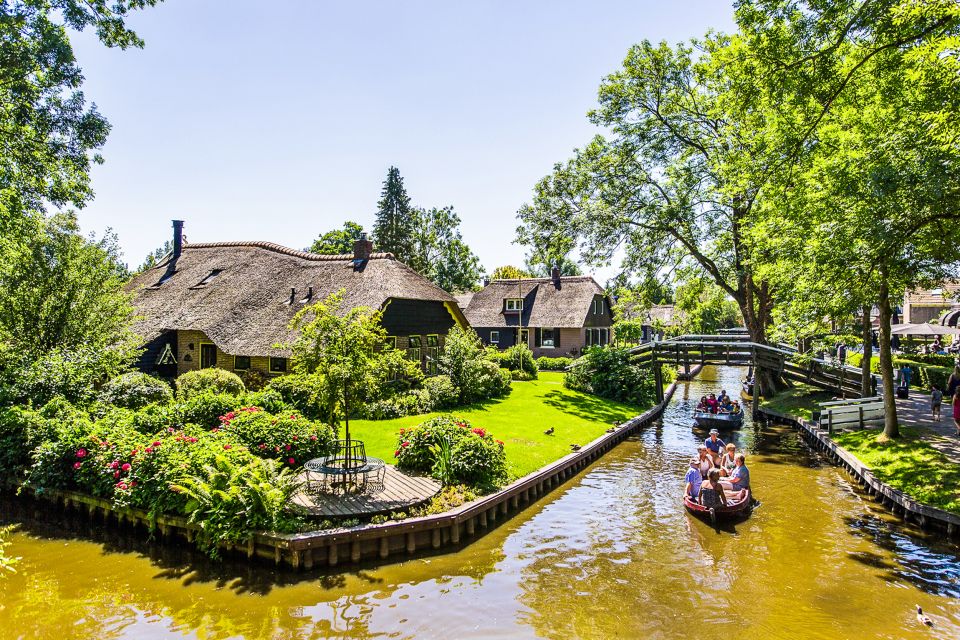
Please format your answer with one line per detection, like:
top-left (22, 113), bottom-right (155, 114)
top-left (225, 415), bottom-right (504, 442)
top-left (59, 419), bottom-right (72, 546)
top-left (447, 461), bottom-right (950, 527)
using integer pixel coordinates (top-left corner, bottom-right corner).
top-left (684, 489), bottom-right (752, 523)
top-left (693, 410), bottom-right (743, 430)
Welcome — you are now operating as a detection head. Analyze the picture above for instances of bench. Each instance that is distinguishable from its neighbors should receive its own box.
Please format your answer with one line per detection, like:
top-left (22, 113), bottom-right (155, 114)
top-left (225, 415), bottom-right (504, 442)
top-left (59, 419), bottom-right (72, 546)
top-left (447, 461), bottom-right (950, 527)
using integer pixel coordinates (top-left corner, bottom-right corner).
top-left (818, 397), bottom-right (885, 434)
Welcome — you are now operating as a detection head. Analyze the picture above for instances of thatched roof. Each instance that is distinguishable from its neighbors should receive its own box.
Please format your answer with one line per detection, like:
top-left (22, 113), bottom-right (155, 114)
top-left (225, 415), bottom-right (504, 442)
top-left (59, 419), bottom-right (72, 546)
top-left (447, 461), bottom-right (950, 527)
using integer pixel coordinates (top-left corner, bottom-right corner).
top-left (126, 241), bottom-right (464, 357)
top-left (464, 276), bottom-right (607, 328)
top-left (454, 292), bottom-right (474, 311)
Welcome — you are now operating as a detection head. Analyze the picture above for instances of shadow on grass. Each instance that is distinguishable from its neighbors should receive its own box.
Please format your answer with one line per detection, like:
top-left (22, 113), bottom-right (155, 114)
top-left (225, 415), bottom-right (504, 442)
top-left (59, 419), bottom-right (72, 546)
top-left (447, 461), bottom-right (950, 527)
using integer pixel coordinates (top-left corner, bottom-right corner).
top-left (541, 389), bottom-right (637, 423)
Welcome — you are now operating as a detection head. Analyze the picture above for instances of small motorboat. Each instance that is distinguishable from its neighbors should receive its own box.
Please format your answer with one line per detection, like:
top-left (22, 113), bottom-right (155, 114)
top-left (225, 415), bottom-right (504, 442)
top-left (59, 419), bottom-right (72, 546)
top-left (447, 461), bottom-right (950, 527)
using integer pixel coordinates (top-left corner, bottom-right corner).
top-left (684, 489), bottom-right (752, 523)
top-left (693, 410), bottom-right (744, 430)
top-left (740, 366), bottom-right (761, 402)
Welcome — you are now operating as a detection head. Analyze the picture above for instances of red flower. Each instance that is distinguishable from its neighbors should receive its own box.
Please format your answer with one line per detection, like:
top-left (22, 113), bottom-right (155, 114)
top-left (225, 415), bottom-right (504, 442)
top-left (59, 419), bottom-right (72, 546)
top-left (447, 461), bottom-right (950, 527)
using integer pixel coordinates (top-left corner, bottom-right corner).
top-left (116, 481), bottom-right (128, 490)
top-left (309, 435), bottom-right (317, 441)
top-left (211, 427), bottom-right (220, 433)
top-left (394, 449), bottom-right (401, 457)
top-left (113, 471), bottom-right (120, 479)
top-left (109, 461), bottom-right (119, 469)
top-left (131, 449), bottom-right (138, 456)
top-left (285, 445), bottom-right (291, 451)
top-left (496, 439), bottom-right (504, 446)
top-left (152, 441), bottom-right (161, 447)
top-left (399, 428), bottom-right (406, 435)
top-left (471, 428), bottom-right (486, 437)
top-left (291, 435), bottom-right (298, 440)
top-left (401, 441), bottom-right (410, 448)
top-left (223, 444), bottom-right (232, 450)
top-left (288, 458), bottom-right (296, 465)
top-left (129, 481), bottom-right (137, 488)
top-left (76, 448), bottom-right (87, 458)
top-left (121, 463), bottom-right (131, 472)
top-left (73, 461), bottom-right (82, 470)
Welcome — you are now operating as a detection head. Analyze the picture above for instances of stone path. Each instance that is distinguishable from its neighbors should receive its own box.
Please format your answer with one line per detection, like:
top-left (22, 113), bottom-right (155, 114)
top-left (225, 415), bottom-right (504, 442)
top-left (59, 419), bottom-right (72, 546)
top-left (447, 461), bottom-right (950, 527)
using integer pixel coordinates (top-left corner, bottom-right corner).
top-left (893, 390), bottom-right (960, 463)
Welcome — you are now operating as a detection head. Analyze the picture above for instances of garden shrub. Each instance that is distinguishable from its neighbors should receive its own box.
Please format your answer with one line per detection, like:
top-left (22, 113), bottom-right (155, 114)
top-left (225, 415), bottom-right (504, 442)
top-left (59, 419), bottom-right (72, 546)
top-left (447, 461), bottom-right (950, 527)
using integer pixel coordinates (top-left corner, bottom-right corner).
top-left (536, 356), bottom-right (573, 371)
top-left (499, 344), bottom-right (538, 377)
top-left (99, 372), bottom-right (173, 409)
top-left (0, 407), bottom-right (54, 476)
top-left (237, 368), bottom-right (269, 391)
top-left (565, 346), bottom-right (656, 406)
top-left (176, 368), bottom-right (245, 399)
top-left (241, 388), bottom-right (287, 414)
top-left (266, 373), bottom-right (330, 421)
top-left (395, 415), bottom-right (507, 488)
top-left (511, 369), bottom-right (536, 381)
top-left (218, 406), bottom-right (335, 468)
top-left (177, 392), bottom-right (241, 429)
top-left (439, 326), bottom-right (511, 404)
top-left (423, 375), bottom-right (458, 410)
top-left (466, 359), bottom-right (511, 403)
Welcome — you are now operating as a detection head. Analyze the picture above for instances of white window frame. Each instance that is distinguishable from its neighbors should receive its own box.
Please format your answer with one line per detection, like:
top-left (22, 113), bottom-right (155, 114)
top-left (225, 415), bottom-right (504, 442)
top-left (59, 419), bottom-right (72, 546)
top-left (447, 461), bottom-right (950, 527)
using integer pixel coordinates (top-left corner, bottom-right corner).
top-left (490, 330), bottom-right (500, 345)
top-left (505, 298), bottom-right (524, 311)
top-left (541, 327), bottom-right (556, 348)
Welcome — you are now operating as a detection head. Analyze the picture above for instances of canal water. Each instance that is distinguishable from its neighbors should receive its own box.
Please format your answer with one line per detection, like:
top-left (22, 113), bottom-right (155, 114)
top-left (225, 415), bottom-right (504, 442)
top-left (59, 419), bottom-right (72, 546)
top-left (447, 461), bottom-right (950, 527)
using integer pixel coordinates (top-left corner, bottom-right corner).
top-left (2, 366), bottom-right (959, 639)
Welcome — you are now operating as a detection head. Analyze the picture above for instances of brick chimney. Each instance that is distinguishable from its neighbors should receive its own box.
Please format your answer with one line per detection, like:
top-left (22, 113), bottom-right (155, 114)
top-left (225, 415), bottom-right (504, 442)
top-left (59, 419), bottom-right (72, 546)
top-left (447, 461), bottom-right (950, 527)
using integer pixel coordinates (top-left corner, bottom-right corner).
top-left (172, 220), bottom-right (184, 259)
top-left (353, 232), bottom-right (373, 261)
top-left (551, 263), bottom-right (561, 288)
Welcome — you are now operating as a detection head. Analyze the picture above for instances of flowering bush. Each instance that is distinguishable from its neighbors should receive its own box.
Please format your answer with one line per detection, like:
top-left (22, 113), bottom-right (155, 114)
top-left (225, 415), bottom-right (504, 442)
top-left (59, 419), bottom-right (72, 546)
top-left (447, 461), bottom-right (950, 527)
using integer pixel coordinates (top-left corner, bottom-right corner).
top-left (177, 392), bottom-right (241, 429)
top-left (217, 406), bottom-right (335, 468)
top-left (176, 368), bottom-right (245, 399)
top-left (394, 415), bottom-right (507, 489)
top-left (99, 372), bottom-right (173, 409)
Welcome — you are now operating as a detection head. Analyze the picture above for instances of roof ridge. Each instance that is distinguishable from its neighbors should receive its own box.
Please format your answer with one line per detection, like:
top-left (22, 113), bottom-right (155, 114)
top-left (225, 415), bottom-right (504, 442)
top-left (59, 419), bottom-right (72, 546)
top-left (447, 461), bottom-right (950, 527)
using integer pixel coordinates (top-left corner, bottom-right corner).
top-left (489, 275), bottom-right (596, 283)
top-left (158, 241), bottom-right (395, 264)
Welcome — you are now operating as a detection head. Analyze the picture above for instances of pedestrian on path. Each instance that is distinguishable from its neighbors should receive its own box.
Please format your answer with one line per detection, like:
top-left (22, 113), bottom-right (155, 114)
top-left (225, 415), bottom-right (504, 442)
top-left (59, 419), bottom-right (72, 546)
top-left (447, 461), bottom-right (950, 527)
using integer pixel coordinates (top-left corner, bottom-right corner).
top-left (949, 365), bottom-right (960, 436)
top-left (931, 384), bottom-right (943, 422)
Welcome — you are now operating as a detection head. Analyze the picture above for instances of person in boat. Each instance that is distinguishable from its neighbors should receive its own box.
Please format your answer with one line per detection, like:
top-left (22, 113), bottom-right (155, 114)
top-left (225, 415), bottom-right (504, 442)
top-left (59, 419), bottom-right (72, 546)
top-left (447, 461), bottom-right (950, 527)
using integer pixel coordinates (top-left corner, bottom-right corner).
top-left (730, 400), bottom-right (741, 415)
top-left (704, 429), bottom-right (726, 462)
top-left (719, 389), bottom-right (729, 403)
top-left (721, 453), bottom-right (750, 499)
top-left (719, 443), bottom-right (737, 477)
top-left (696, 445), bottom-right (714, 479)
top-left (705, 394), bottom-right (719, 413)
top-left (718, 396), bottom-right (734, 413)
top-left (684, 458), bottom-right (703, 500)
top-left (696, 395), bottom-right (709, 411)
top-left (699, 468), bottom-right (727, 508)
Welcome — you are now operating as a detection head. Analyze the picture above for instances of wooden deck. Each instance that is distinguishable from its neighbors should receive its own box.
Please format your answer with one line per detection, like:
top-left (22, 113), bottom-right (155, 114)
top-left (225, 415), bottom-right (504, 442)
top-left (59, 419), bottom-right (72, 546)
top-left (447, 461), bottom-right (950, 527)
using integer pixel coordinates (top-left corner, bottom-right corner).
top-left (293, 466), bottom-right (441, 518)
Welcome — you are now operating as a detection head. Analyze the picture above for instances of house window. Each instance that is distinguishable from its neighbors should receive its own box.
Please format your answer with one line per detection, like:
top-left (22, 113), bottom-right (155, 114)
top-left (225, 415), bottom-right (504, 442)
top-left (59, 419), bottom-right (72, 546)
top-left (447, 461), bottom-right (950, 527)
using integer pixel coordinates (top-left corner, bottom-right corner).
top-left (151, 270), bottom-right (176, 288)
top-left (384, 336), bottom-right (397, 350)
top-left (192, 269), bottom-right (223, 288)
top-left (520, 328), bottom-right (529, 345)
top-left (269, 357), bottom-right (287, 373)
top-left (541, 328), bottom-right (556, 348)
top-left (594, 298), bottom-right (604, 315)
top-left (426, 335), bottom-right (440, 375)
top-left (200, 344), bottom-right (217, 369)
top-left (586, 328), bottom-right (609, 346)
top-left (407, 335), bottom-right (422, 363)
top-left (490, 331), bottom-right (500, 345)
top-left (505, 298), bottom-right (523, 311)
top-left (234, 355), bottom-right (251, 370)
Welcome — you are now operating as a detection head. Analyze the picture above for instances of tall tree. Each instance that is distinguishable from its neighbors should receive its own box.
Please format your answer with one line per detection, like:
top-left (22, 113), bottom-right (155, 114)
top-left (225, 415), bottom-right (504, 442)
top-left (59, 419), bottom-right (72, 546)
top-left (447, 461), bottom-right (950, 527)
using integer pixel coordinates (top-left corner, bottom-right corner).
top-left (408, 206), bottom-right (483, 293)
top-left (308, 221), bottom-right (364, 255)
top-left (0, 0), bottom-right (162, 235)
top-left (523, 247), bottom-right (582, 278)
top-left (372, 166), bottom-right (414, 263)
top-left (135, 240), bottom-right (173, 275)
top-left (489, 265), bottom-right (531, 281)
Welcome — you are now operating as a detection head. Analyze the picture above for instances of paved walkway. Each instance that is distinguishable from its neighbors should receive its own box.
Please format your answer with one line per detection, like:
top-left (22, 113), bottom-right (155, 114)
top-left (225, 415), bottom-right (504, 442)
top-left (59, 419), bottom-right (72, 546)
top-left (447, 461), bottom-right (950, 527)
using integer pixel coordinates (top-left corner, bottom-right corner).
top-left (893, 390), bottom-right (959, 463)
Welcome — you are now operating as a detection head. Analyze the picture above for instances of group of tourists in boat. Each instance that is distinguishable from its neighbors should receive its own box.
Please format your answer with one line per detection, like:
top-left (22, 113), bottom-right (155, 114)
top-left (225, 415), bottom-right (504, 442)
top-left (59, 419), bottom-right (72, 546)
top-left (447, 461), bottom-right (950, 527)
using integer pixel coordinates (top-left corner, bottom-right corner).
top-left (683, 428), bottom-right (752, 521)
top-left (693, 390), bottom-right (745, 428)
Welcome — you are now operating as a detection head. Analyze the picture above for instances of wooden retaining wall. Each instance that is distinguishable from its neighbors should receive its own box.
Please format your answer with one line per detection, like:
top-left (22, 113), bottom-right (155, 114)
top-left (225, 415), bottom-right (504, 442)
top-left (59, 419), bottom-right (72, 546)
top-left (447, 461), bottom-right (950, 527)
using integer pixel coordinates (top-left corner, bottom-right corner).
top-left (12, 383), bottom-right (678, 570)
top-left (759, 407), bottom-right (960, 539)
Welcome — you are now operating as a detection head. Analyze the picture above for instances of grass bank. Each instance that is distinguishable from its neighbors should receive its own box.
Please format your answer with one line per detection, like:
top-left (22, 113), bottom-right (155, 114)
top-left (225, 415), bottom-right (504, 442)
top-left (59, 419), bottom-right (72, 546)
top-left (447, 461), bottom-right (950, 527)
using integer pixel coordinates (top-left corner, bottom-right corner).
top-left (760, 383), bottom-right (834, 421)
top-left (350, 372), bottom-right (645, 480)
top-left (833, 428), bottom-right (960, 515)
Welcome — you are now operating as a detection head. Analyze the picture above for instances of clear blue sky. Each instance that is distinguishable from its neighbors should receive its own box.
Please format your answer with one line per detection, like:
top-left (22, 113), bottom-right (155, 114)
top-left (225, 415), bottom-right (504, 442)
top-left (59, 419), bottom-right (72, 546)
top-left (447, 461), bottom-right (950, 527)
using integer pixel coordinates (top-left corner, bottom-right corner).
top-left (71, 1), bottom-right (735, 280)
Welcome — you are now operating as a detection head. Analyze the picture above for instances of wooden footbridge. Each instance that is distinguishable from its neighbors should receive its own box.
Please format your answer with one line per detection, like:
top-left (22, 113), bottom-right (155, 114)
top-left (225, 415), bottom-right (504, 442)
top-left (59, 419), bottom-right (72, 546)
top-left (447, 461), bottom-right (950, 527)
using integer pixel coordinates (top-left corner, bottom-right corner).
top-left (630, 334), bottom-right (874, 414)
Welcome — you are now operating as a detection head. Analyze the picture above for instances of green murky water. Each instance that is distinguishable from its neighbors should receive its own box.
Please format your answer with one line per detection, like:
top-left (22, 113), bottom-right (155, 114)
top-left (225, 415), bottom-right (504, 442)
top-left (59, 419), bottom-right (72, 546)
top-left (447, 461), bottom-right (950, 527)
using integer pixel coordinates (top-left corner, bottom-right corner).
top-left (2, 366), bottom-right (959, 639)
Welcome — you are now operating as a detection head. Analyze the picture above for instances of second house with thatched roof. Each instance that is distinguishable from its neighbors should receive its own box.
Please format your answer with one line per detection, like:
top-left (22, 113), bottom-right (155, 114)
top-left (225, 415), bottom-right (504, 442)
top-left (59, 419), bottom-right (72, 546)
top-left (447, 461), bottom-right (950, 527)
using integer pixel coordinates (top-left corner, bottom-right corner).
top-left (461, 267), bottom-right (614, 358)
top-left (126, 221), bottom-right (468, 381)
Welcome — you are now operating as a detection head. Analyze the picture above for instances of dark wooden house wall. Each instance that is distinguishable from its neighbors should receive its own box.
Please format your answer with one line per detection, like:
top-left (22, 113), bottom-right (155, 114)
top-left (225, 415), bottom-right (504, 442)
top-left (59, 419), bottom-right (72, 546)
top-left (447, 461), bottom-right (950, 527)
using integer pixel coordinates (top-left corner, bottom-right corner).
top-left (583, 294), bottom-right (615, 328)
top-left (381, 298), bottom-right (457, 337)
top-left (475, 327), bottom-right (517, 349)
top-left (135, 330), bottom-right (178, 379)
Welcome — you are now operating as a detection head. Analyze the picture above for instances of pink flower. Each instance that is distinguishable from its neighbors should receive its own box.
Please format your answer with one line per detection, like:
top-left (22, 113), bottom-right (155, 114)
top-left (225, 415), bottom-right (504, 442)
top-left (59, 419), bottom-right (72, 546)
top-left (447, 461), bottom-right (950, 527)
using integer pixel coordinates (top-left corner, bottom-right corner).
top-left (116, 481), bottom-right (128, 490)
top-left (291, 435), bottom-right (298, 440)
top-left (211, 427), bottom-right (220, 433)
top-left (152, 441), bottom-right (161, 447)
top-left (110, 461), bottom-right (119, 469)
top-left (401, 441), bottom-right (410, 448)
top-left (144, 447), bottom-right (153, 454)
top-left (223, 444), bottom-right (232, 450)
top-left (471, 428), bottom-right (486, 437)
top-left (131, 449), bottom-right (138, 456)
top-left (76, 448), bottom-right (87, 458)
top-left (285, 445), bottom-right (291, 451)
top-left (73, 461), bottom-right (82, 470)
top-left (309, 435), bottom-right (317, 441)
top-left (114, 471), bottom-right (120, 479)
top-left (288, 458), bottom-right (296, 465)
top-left (167, 427), bottom-right (175, 433)
top-left (394, 449), bottom-right (401, 457)
top-left (121, 463), bottom-right (131, 472)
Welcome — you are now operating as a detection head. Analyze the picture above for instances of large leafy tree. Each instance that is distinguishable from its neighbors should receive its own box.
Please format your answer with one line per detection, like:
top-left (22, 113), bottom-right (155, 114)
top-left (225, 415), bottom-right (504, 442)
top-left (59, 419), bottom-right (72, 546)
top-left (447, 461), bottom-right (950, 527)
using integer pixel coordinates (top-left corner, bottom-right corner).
top-left (489, 265), bottom-right (531, 281)
top-left (308, 221), bottom-right (364, 255)
top-left (0, 212), bottom-right (140, 404)
top-left (409, 206), bottom-right (483, 293)
top-left (0, 0), bottom-right (162, 234)
top-left (372, 166), bottom-right (414, 263)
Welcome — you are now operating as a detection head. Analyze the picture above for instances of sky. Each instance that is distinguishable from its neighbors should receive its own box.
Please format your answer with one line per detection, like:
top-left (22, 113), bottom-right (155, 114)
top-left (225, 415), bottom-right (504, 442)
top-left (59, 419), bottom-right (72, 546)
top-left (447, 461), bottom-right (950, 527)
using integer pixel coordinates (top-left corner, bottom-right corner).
top-left (71, 1), bottom-right (736, 280)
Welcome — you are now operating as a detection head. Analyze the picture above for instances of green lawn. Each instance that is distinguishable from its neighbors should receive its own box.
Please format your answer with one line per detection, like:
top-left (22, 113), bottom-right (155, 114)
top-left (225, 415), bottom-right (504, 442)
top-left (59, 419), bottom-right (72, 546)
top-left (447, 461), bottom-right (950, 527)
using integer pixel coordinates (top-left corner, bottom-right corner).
top-left (760, 383), bottom-right (834, 421)
top-left (833, 427), bottom-right (960, 515)
top-left (348, 372), bottom-right (644, 480)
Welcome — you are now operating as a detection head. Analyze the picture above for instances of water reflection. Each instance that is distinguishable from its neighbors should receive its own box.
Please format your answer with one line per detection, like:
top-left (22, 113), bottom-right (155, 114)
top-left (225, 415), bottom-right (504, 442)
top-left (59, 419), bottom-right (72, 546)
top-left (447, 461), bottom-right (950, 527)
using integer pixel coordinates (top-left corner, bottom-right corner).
top-left (1, 366), bottom-right (959, 639)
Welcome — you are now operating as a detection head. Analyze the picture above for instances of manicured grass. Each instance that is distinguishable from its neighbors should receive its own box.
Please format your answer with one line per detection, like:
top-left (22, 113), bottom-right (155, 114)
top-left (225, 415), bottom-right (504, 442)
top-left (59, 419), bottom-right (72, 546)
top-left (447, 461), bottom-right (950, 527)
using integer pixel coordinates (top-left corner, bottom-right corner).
top-left (761, 383), bottom-right (834, 421)
top-left (833, 428), bottom-right (960, 515)
top-left (348, 372), bottom-right (645, 480)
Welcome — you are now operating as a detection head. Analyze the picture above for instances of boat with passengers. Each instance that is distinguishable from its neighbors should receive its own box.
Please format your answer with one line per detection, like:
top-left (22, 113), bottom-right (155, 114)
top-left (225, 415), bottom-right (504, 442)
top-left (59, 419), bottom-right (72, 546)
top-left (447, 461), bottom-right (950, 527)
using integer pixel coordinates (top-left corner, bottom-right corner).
top-left (692, 391), bottom-right (743, 430)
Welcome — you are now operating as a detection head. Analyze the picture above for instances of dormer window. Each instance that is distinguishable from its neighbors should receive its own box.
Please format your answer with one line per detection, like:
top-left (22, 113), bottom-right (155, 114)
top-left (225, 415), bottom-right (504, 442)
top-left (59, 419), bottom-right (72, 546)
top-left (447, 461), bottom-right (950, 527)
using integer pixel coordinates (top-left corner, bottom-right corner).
top-left (593, 298), bottom-right (604, 314)
top-left (150, 270), bottom-right (176, 288)
top-left (192, 269), bottom-right (223, 288)
top-left (505, 298), bottom-right (523, 312)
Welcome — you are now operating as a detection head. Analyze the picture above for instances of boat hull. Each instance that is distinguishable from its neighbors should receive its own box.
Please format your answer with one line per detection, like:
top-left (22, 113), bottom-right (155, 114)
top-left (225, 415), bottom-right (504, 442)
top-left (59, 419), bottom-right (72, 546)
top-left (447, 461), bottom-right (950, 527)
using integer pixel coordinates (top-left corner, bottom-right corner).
top-left (693, 411), bottom-right (744, 430)
top-left (684, 490), bottom-right (752, 522)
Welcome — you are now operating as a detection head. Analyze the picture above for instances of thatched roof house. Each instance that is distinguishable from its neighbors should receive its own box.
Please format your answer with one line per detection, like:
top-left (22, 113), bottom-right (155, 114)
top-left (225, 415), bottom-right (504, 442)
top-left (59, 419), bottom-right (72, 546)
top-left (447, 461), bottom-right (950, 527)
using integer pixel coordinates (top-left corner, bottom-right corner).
top-left (127, 221), bottom-right (467, 379)
top-left (462, 268), bottom-right (613, 357)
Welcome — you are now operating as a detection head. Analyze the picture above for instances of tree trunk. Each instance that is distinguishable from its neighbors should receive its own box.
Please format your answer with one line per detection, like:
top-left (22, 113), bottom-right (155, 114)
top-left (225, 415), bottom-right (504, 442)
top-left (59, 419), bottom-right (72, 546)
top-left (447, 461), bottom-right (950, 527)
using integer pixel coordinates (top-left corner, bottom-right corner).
top-left (739, 285), bottom-right (788, 397)
top-left (877, 272), bottom-right (899, 438)
top-left (860, 303), bottom-right (873, 398)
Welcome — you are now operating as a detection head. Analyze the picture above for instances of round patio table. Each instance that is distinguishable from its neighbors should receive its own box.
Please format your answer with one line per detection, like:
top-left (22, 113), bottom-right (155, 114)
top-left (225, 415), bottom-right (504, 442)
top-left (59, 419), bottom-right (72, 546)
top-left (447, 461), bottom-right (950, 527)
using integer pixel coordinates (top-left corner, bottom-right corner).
top-left (304, 455), bottom-right (386, 495)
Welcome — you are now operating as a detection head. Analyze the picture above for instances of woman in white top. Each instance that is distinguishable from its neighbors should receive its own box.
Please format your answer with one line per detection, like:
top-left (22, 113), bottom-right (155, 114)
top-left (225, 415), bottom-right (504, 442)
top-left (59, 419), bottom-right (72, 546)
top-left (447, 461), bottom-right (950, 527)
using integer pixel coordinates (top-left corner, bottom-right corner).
top-left (719, 443), bottom-right (737, 477)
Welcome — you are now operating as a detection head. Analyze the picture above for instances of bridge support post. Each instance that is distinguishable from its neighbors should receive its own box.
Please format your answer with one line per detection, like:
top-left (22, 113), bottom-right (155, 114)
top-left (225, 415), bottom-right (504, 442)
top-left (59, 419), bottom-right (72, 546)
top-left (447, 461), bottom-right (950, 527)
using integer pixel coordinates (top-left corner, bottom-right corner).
top-left (653, 357), bottom-right (664, 404)
top-left (751, 350), bottom-right (761, 418)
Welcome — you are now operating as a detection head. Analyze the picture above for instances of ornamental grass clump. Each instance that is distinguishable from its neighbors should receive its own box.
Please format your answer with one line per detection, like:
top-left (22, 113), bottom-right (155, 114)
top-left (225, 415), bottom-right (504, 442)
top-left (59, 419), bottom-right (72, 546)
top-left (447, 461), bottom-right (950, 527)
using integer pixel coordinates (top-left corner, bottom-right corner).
top-left (395, 415), bottom-right (507, 489)
top-left (217, 406), bottom-right (335, 468)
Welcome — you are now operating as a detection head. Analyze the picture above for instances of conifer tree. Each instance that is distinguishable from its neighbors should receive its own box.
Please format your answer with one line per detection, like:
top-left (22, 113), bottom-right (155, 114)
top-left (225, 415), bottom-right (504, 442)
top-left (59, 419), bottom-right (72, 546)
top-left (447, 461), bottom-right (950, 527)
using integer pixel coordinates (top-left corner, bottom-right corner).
top-left (372, 167), bottom-right (414, 262)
